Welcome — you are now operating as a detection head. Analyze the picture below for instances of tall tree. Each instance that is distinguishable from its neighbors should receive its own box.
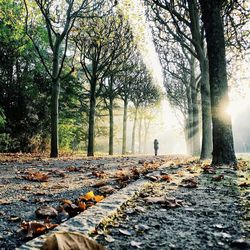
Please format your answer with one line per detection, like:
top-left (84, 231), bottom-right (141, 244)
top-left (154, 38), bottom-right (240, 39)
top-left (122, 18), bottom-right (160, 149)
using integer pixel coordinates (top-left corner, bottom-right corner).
top-left (23, 0), bottom-right (104, 157)
top-left (199, 0), bottom-right (237, 165)
top-left (74, 13), bottom-right (132, 156)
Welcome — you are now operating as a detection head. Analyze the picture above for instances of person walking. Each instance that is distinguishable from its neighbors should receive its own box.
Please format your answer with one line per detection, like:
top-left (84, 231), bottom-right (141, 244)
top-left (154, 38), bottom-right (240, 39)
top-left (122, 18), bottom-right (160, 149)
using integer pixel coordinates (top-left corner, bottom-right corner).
top-left (154, 139), bottom-right (159, 156)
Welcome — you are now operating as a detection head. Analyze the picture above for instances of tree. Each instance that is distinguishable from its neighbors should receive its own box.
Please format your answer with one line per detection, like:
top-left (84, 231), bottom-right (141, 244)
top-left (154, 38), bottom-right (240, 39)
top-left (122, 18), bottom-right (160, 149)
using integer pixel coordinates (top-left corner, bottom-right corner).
top-left (23, 0), bottom-right (105, 157)
top-left (147, 0), bottom-right (212, 159)
top-left (199, 0), bottom-right (237, 165)
top-left (74, 13), bottom-right (133, 156)
top-left (130, 63), bottom-right (162, 154)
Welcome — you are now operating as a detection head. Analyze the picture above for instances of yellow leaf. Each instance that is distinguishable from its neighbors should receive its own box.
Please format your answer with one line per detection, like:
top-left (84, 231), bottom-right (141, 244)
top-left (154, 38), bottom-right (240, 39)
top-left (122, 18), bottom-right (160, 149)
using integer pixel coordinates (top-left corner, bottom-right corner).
top-left (81, 191), bottom-right (95, 201)
top-left (94, 195), bottom-right (104, 203)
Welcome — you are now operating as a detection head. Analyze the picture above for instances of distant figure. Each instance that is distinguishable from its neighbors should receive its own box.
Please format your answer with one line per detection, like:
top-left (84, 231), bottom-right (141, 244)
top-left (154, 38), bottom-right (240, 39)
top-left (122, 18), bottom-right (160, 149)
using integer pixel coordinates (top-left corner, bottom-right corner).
top-left (154, 139), bottom-right (159, 156)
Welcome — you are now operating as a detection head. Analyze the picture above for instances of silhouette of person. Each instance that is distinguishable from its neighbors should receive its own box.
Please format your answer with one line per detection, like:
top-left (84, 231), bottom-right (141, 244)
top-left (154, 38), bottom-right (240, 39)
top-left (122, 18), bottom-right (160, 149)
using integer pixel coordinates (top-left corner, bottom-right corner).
top-left (154, 139), bottom-right (159, 156)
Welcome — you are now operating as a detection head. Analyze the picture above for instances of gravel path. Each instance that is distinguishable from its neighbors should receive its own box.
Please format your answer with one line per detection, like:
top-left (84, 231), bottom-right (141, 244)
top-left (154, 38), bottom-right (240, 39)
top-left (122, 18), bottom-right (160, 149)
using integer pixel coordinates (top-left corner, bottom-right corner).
top-left (95, 163), bottom-right (250, 250)
top-left (0, 154), bottom-right (184, 249)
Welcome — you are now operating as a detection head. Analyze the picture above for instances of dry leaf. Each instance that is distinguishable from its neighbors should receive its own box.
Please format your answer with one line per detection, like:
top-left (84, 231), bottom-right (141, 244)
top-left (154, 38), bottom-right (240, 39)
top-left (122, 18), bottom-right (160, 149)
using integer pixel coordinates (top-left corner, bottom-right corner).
top-left (22, 171), bottom-right (49, 182)
top-left (180, 178), bottom-right (198, 188)
top-left (161, 175), bottom-right (172, 182)
top-left (66, 166), bottom-right (79, 172)
top-left (131, 240), bottom-right (142, 248)
top-left (202, 165), bottom-right (216, 174)
top-left (35, 205), bottom-right (58, 218)
top-left (21, 221), bottom-right (58, 238)
top-left (41, 232), bottom-right (106, 250)
top-left (144, 197), bottom-right (166, 204)
top-left (94, 195), bottom-right (104, 203)
top-left (239, 182), bottom-right (250, 187)
top-left (0, 199), bottom-right (11, 205)
top-left (80, 191), bottom-right (95, 201)
top-left (119, 229), bottom-right (132, 236)
top-left (92, 181), bottom-right (108, 188)
top-left (92, 171), bottom-right (107, 179)
top-left (212, 174), bottom-right (224, 181)
top-left (99, 185), bottom-right (115, 195)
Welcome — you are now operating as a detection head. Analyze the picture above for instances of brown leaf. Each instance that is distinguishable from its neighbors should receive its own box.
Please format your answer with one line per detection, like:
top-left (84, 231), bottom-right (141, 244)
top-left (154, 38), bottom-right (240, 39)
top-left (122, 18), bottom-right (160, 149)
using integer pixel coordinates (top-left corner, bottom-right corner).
top-left (239, 182), bottom-right (250, 187)
top-left (92, 170), bottom-right (107, 179)
top-left (99, 185), bottom-right (116, 195)
top-left (21, 221), bottom-right (58, 238)
top-left (35, 205), bottom-right (58, 218)
top-left (180, 178), bottom-right (198, 188)
top-left (161, 175), bottom-right (172, 182)
top-left (212, 174), bottom-right (224, 181)
top-left (165, 198), bottom-right (183, 208)
top-left (0, 199), bottom-right (11, 205)
top-left (66, 166), bottom-right (79, 172)
top-left (202, 165), bottom-right (216, 174)
top-left (144, 197), bottom-right (166, 204)
top-left (41, 232), bottom-right (106, 250)
top-left (92, 180), bottom-right (108, 188)
top-left (22, 171), bottom-right (49, 182)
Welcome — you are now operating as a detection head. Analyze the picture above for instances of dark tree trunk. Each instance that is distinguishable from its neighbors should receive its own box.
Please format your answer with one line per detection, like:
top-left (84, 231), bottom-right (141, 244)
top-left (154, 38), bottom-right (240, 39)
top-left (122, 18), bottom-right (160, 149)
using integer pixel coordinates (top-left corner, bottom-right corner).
top-left (199, 0), bottom-right (237, 165)
top-left (131, 107), bottom-right (138, 154)
top-left (200, 58), bottom-right (212, 159)
top-left (122, 98), bottom-right (128, 155)
top-left (50, 45), bottom-right (60, 158)
top-left (108, 98), bottom-right (114, 155)
top-left (50, 78), bottom-right (60, 157)
top-left (87, 81), bottom-right (96, 157)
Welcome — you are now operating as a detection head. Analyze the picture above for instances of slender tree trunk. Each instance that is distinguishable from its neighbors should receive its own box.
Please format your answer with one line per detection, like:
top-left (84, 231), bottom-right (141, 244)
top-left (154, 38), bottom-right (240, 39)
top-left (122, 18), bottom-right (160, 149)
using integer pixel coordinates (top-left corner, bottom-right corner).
top-left (190, 56), bottom-right (200, 156)
top-left (50, 44), bottom-right (60, 158)
top-left (122, 98), bottom-right (128, 155)
top-left (186, 86), bottom-right (193, 155)
top-left (199, 0), bottom-right (236, 165)
top-left (108, 98), bottom-right (114, 155)
top-left (87, 80), bottom-right (96, 157)
top-left (131, 107), bottom-right (138, 154)
top-left (200, 58), bottom-right (212, 159)
top-left (138, 115), bottom-right (142, 154)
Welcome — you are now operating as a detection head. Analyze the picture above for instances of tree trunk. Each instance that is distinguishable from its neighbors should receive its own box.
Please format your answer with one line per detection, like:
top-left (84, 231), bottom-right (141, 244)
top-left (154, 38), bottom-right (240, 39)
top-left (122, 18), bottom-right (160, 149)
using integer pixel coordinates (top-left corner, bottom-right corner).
top-left (138, 115), bottom-right (142, 154)
top-left (131, 107), bottom-right (138, 154)
top-left (199, 0), bottom-right (237, 165)
top-left (108, 98), bottom-right (114, 155)
top-left (190, 57), bottom-right (200, 156)
top-left (122, 98), bottom-right (128, 155)
top-left (186, 86), bottom-right (193, 155)
top-left (200, 58), bottom-right (212, 159)
top-left (50, 44), bottom-right (60, 158)
top-left (87, 80), bottom-right (96, 157)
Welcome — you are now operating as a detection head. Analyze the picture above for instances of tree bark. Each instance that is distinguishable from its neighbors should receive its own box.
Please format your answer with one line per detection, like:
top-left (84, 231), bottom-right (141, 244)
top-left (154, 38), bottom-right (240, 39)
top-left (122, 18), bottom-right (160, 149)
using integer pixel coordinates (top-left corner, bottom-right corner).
top-left (122, 98), bottom-right (128, 155)
top-left (199, 0), bottom-right (237, 165)
top-left (138, 115), bottom-right (142, 154)
top-left (108, 98), bottom-right (114, 155)
top-left (200, 58), bottom-right (212, 159)
top-left (50, 44), bottom-right (60, 158)
top-left (87, 80), bottom-right (96, 157)
top-left (131, 107), bottom-right (138, 154)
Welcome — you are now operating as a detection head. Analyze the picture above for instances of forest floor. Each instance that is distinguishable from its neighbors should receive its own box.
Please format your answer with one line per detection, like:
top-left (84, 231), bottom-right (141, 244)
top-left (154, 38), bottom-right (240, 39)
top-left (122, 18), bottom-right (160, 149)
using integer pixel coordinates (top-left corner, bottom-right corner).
top-left (0, 153), bottom-right (249, 249)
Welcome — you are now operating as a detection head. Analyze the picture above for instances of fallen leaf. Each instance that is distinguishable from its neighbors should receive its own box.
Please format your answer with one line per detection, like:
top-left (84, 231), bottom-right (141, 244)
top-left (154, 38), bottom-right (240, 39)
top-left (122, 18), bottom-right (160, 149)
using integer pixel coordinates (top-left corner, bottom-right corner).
top-left (66, 166), bottom-right (79, 172)
top-left (80, 191), bottom-right (95, 201)
top-left (144, 197), bottom-right (166, 204)
top-left (212, 174), bottom-right (224, 181)
top-left (99, 186), bottom-right (115, 195)
top-left (92, 170), bottom-right (107, 179)
top-left (92, 181), bottom-right (108, 188)
top-left (180, 178), bottom-right (198, 188)
top-left (119, 229), bottom-right (132, 236)
top-left (165, 197), bottom-right (183, 208)
top-left (202, 165), bottom-right (216, 174)
top-left (161, 175), bottom-right (172, 182)
top-left (131, 240), bottom-right (142, 248)
top-left (22, 171), bottom-right (49, 182)
top-left (94, 195), bottom-right (104, 203)
top-left (239, 182), bottom-right (250, 187)
top-left (35, 205), bottom-right (58, 218)
top-left (0, 199), bottom-right (11, 205)
top-left (41, 232), bottom-right (106, 250)
top-left (21, 221), bottom-right (58, 238)
top-left (105, 235), bottom-right (115, 243)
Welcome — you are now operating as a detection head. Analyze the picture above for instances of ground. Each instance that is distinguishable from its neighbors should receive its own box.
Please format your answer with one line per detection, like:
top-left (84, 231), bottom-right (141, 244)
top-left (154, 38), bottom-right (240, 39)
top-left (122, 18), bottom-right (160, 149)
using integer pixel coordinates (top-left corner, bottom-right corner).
top-left (0, 153), bottom-right (249, 249)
